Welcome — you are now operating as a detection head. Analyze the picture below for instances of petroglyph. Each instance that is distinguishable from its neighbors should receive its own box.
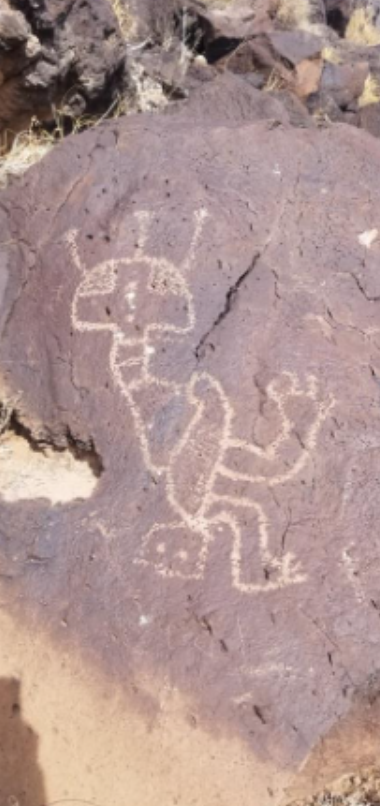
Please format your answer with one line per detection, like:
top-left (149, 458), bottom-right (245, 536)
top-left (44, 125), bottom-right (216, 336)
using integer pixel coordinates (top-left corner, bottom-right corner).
top-left (342, 544), bottom-right (366, 604)
top-left (68, 211), bottom-right (335, 594)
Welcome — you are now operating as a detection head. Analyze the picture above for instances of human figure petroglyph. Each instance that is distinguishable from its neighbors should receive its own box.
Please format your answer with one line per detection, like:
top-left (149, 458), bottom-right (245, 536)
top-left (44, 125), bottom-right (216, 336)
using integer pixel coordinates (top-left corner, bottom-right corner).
top-left (139, 369), bottom-right (333, 591)
top-left (67, 210), bottom-right (335, 593)
top-left (68, 217), bottom-right (199, 473)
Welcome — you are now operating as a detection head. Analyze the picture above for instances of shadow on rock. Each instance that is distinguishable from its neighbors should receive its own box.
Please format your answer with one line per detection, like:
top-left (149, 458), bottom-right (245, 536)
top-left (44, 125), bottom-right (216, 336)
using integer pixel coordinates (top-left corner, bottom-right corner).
top-left (0, 678), bottom-right (46, 806)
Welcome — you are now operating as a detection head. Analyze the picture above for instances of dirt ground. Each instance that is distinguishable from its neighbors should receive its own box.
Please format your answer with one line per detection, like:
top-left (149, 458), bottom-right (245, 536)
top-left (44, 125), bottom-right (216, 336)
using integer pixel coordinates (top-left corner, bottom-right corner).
top-left (2, 605), bottom-right (380, 806)
top-left (0, 608), bottom-right (290, 806)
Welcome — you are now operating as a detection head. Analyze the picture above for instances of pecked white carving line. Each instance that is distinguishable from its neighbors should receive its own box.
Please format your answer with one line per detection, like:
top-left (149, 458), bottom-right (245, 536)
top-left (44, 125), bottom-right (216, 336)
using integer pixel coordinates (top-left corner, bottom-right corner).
top-left (68, 209), bottom-right (335, 594)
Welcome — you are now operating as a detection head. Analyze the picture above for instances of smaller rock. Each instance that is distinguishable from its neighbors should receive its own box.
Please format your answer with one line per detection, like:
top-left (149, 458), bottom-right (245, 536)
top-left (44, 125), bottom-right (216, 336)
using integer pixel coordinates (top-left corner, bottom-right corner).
top-left (342, 109), bottom-right (359, 124)
top-left (268, 30), bottom-right (323, 65)
top-left (358, 100), bottom-right (380, 135)
top-left (224, 38), bottom-right (268, 73)
top-left (24, 58), bottom-right (59, 90)
top-left (0, 8), bottom-right (36, 83)
top-left (127, 0), bottom-right (180, 42)
top-left (184, 60), bottom-right (219, 92)
top-left (321, 60), bottom-right (369, 108)
top-left (307, 89), bottom-right (346, 120)
top-left (138, 43), bottom-right (190, 95)
top-left (0, 8), bottom-right (29, 49)
top-left (225, 34), bottom-right (293, 84)
top-left (295, 58), bottom-right (323, 99)
top-left (243, 71), bottom-right (267, 89)
top-left (169, 71), bottom-right (290, 127)
top-left (0, 0), bottom-right (128, 139)
top-left (186, 0), bottom-right (273, 62)
top-left (272, 89), bottom-right (316, 125)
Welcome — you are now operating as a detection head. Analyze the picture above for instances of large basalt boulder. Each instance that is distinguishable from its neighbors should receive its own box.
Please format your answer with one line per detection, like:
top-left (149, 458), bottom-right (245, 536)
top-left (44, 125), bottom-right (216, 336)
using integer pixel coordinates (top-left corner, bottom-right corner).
top-left (2, 95), bottom-right (380, 804)
top-left (0, 0), bottom-right (126, 138)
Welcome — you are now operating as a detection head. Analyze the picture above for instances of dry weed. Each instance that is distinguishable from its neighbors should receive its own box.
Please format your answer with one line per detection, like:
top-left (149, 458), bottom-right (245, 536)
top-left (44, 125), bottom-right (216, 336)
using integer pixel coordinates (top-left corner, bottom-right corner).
top-left (0, 402), bottom-right (13, 436)
top-left (264, 69), bottom-right (288, 92)
top-left (141, 0), bottom-right (179, 49)
top-left (0, 94), bottom-right (128, 188)
top-left (0, 127), bottom-right (54, 188)
top-left (322, 46), bottom-right (342, 64)
top-left (358, 74), bottom-right (380, 107)
top-left (110, 0), bottom-right (136, 39)
top-left (345, 7), bottom-right (380, 45)
top-left (129, 62), bottom-right (168, 111)
top-left (59, 92), bottom-right (128, 133)
top-left (0, 391), bottom-right (21, 437)
top-left (277, 0), bottom-right (312, 28)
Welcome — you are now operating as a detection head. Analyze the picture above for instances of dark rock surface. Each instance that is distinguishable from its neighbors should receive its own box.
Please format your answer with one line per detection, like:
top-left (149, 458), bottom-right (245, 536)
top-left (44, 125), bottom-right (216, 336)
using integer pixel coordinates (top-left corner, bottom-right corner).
top-left (0, 0), bottom-right (126, 138)
top-left (2, 98), bottom-right (380, 802)
top-left (170, 71), bottom-right (293, 125)
top-left (268, 30), bottom-right (324, 65)
top-left (129, 0), bottom-right (274, 51)
top-left (358, 99), bottom-right (380, 132)
top-left (321, 60), bottom-right (369, 107)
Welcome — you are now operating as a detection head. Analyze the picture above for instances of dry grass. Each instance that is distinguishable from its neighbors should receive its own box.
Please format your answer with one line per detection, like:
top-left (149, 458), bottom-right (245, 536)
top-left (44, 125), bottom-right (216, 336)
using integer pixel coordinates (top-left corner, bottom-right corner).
top-left (110, 0), bottom-right (136, 39)
top-left (345, 7), bottom-right (380, 46)
top-left (129, 62), bottom-right (168, 111)
top-left (0, 395), bottom-right (17, 437)
top-left (322, 46), bottom-right (342, 64)
top-left (358, 74), bottom-right (380, 108)
top-left (0, 127), bottom-right (55, 189)
top-left (60, 93), bottom-right (129, 130)
top-left (0, 95), bottom-right (128, 188)
top-left (264, 69), bottom-right (288, 92)
top-left (277, 0), bottom-right (312, 28)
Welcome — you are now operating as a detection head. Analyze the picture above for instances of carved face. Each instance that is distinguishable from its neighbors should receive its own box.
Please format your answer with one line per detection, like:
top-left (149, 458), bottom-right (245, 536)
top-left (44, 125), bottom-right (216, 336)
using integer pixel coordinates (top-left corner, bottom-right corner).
top-left (72, 255), bottom-right (194, 339)
top-left (136, 522), bottom-right (206, 580)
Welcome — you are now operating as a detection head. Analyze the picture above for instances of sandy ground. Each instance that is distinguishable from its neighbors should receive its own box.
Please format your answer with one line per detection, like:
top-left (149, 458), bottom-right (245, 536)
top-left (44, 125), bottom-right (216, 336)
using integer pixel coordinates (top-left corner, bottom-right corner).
top-left (0, 608), bottom-right (290, 806)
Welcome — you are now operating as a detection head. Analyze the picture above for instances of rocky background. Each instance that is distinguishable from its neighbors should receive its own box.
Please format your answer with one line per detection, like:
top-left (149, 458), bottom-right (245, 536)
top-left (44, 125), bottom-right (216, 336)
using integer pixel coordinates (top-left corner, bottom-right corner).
top-left (2, 2), bottom-right (380, 806)
top-left (4, 0), bottom-right (380, 143)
